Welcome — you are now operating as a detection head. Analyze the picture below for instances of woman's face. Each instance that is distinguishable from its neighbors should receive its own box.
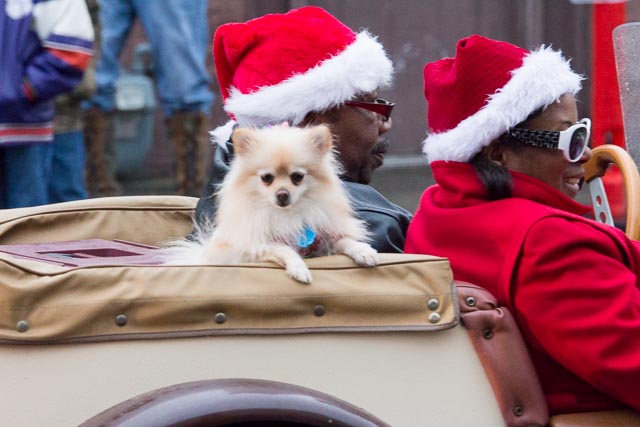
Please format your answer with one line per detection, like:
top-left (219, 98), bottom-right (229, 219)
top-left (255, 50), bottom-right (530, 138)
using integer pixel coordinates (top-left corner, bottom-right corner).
top-left (500, 93), bottom-right (592, 199)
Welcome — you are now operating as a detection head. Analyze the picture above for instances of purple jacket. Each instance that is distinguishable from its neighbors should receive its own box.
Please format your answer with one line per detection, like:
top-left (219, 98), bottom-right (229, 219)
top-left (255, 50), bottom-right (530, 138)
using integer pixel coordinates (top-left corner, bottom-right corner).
top-left (0, 0), bottom-right (93, 146)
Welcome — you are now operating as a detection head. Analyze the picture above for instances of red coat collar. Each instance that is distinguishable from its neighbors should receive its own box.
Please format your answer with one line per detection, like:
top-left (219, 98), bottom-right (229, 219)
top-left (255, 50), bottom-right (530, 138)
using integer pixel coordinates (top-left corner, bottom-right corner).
top-left (430, 161), bottom-right (592, 216)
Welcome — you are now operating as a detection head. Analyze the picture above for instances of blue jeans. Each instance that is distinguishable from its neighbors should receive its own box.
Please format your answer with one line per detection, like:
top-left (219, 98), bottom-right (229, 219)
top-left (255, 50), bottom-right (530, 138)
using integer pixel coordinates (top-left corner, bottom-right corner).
top-left (88, 0), bottom-right (213, 116)
top-left (0, 144), bottom-right (51, 209)
top-left (47, 131), bottom-right (88, 203)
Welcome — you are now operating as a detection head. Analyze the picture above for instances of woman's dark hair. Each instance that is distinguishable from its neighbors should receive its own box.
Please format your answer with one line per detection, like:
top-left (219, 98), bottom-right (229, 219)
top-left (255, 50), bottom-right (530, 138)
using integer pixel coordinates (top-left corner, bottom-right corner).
top-left (470, 107), bottom-right (544, 200)
top-left (469, 148), bottom-right (514, 200)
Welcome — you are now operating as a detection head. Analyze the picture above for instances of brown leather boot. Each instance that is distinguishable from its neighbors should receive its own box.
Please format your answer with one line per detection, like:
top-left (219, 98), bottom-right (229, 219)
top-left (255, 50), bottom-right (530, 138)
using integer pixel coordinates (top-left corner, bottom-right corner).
top-left (167, 111), bottom-right (210, 196)
top-left (83, 107), bottom-right (123, 197)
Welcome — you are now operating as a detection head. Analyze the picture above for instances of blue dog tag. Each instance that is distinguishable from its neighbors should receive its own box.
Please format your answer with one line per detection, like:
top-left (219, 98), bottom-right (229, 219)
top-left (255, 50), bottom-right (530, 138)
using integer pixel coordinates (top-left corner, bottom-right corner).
top-left (297, 226), bottom-right (317, 248)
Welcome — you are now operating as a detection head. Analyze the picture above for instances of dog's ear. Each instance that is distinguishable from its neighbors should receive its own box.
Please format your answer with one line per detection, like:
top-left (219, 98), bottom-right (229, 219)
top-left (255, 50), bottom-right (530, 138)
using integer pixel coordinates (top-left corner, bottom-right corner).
top-left (306, 125), bottom-right (332, 155)
top-left (231, 128), bottom-right (256, 157)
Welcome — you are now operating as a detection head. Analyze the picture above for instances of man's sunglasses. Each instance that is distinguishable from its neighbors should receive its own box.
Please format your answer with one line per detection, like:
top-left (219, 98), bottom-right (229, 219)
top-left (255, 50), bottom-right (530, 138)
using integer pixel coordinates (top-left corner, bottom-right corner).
top-left (507, 118), bottom-right (591, 162)
top-left (344, 98), bottom-right (395, 121)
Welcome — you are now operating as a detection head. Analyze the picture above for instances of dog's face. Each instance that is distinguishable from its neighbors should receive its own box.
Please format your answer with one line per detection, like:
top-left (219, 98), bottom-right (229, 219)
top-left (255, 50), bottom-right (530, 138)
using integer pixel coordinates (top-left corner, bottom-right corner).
top-left (231, 125), bottom-right (335, 209)
top-left (257, 165), bottom-right (306, 208)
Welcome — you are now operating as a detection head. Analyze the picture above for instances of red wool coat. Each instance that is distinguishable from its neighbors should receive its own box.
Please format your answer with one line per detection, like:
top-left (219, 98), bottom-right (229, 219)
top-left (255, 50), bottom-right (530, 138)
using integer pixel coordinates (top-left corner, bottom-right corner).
top-left (405, 161), bottom-right (640, 415)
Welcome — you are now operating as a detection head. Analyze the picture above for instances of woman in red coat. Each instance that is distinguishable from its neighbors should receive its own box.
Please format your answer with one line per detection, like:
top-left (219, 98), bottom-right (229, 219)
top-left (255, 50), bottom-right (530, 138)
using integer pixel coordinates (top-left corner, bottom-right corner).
top-left (405, 34), bottom-right (640, 415)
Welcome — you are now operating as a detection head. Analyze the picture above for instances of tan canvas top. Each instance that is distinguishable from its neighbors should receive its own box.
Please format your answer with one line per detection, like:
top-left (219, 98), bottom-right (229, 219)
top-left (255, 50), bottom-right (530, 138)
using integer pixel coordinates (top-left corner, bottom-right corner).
top-left (0, 195), bottom-right (197, 246)
top-left (0, 197), bottom-right (456, 344)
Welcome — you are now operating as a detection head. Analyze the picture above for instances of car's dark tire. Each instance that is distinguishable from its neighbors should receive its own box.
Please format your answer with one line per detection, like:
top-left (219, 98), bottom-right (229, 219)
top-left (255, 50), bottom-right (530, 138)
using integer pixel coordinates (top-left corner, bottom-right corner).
top-left (79, 378), bottom-right (391, 427)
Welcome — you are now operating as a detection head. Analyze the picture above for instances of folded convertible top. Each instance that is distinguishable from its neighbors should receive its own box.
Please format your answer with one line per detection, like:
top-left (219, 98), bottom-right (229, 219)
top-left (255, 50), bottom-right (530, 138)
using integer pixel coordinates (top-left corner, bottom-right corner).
top-left (0, 196), bottom-right (456, 343)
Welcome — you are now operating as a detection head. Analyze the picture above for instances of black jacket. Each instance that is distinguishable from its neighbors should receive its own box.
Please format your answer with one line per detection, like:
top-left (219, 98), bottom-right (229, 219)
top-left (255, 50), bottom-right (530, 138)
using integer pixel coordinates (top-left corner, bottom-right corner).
top-left (194, 140), bottom-right (412, 253)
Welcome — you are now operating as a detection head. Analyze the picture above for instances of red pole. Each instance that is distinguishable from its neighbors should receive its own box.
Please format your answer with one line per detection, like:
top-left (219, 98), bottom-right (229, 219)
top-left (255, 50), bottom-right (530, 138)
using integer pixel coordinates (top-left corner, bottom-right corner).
top-left (591, 2), bottom-right (626, 221)
top-left (592, 2), bottom-right (626, 148)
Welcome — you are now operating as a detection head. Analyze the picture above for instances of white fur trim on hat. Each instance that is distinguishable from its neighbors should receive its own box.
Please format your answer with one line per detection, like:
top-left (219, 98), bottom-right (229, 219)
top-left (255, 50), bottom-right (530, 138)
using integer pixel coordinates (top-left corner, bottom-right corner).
top-left (423, 46), bottom-right (583, 163)
top-left (223, 32), bottom-right (393, 127)
top-left (210, 120), bottom-right (236, 148)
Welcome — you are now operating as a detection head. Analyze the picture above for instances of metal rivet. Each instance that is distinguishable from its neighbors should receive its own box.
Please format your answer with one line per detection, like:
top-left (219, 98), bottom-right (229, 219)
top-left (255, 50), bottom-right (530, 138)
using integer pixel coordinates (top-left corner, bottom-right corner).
top-left (482, 328), bottom-right (493, 339)
top-left (16, 320), bottom-right (29, 333)
top-left (465, 296), bottom-right (476, 307)
top-left (514, 405), bottom-right (524, 417)
top-left (214, 312), bottom-right (227, 324)
top-left (427, 298), bottom-right (440, 310)
top-left (428, 312), bottom-right (441, 323)
top-left (313, 305), bottom-right (326, 317)
top-left (115, 314), bottom-right (128, 327)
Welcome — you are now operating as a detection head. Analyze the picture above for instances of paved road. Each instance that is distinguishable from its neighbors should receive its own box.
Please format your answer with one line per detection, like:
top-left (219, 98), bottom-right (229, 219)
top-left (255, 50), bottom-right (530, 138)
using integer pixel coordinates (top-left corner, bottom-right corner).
top-left (120, 155), bottom-right (433, 214)
top-left (121, 154), bottom-right (593, 215)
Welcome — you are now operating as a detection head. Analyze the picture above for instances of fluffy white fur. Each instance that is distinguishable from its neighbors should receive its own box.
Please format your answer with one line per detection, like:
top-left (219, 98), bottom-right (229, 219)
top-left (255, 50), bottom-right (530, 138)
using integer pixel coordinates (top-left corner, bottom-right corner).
top-left (164, 124), bottom-right (378, 284)
top-left (423, 46), bottom-right (584, 163)
top-left (211, 32), bottom-right (393, 147)
top-left (209, 120), bottom-right (236, 151)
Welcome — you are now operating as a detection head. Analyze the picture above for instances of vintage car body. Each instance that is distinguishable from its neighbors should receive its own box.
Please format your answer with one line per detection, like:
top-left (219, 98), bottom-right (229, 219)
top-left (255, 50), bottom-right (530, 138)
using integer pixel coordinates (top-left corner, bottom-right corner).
top-left (0, 196), bottom-right (637, 427)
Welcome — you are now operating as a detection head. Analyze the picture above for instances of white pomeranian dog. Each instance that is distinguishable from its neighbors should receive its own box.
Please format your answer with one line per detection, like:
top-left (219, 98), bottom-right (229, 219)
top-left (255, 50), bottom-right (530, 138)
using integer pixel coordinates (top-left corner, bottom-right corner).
top-left (164, 124), bottom-right (378, 284)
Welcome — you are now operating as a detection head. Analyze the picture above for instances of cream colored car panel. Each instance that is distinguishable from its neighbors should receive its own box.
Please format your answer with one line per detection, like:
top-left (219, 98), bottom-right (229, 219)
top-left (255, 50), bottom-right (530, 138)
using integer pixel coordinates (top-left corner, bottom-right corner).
top-left (0, 329), bottom-right (504, 427)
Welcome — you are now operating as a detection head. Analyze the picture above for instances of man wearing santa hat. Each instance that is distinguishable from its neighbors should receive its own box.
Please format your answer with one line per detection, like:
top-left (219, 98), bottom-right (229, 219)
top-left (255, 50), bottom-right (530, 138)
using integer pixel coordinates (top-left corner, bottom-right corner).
top-left (194, 6), bottom-right (411, 253)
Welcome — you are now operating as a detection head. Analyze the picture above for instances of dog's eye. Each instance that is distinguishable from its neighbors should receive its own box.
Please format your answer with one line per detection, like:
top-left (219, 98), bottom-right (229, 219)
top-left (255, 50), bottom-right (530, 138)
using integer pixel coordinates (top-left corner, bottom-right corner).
top-left (260, 173), bottom-right (274, 185)
top-left (290, 172), bottom-right (304, 185)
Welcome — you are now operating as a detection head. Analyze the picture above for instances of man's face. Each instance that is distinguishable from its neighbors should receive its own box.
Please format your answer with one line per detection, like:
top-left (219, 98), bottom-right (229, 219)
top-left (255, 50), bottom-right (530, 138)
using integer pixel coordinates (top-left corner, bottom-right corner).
top-left (311, 92), bottom-right (393, 184)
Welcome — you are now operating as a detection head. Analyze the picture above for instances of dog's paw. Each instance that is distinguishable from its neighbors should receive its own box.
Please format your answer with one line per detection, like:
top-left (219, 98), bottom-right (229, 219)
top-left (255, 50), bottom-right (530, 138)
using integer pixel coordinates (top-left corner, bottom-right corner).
top-left (286, 260), bottom-right (313, 284)
top-left (341, 241), bottom-right (379, 267)
top-left (351, 245), bottom-right (379, 267)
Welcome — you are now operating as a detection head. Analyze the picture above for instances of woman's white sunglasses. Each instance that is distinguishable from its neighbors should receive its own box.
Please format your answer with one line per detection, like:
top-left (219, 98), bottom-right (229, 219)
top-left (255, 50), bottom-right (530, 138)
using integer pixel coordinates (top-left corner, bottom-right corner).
top-left (507, 118), bottom-right (591, 162)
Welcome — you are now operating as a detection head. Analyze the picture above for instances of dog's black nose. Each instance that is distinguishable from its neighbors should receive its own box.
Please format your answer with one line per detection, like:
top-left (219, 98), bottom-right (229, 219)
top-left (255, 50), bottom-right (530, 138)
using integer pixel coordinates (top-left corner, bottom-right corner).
top-left (276, 190), bottom-right (290, 207)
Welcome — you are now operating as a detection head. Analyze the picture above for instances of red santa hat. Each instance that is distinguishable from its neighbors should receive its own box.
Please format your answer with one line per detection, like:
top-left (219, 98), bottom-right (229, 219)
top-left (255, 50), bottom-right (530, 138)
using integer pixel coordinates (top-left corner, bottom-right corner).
top-left (423, 35), bottom-right (583, 163)
top-left (210, 6), bottom-right (393, 145)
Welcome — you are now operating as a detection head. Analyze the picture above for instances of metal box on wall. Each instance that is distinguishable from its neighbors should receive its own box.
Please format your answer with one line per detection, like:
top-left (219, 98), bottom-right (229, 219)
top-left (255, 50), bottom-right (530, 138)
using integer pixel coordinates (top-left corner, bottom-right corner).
top-left (113, 43), bottom-right (156, 177)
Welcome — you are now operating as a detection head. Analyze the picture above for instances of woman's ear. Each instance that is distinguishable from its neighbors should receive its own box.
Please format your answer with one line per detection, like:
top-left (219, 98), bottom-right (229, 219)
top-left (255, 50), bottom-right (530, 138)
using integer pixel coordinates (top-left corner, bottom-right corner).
top-left (485, 140), bottom-right (507, 166)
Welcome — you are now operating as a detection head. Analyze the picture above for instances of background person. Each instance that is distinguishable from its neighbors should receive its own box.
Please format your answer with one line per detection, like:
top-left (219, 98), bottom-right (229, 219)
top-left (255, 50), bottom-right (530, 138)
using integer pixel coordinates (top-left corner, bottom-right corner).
top-left (48, 0), bottom-right (100, 204)
top-left (0, 0), bottom-right (93, 209)
top-left (84, 0), bottom-right (214, 197)
top-left (195, 6), bottom-right (411, 253)
top-left (405, 34), bottom-right (640, 414)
